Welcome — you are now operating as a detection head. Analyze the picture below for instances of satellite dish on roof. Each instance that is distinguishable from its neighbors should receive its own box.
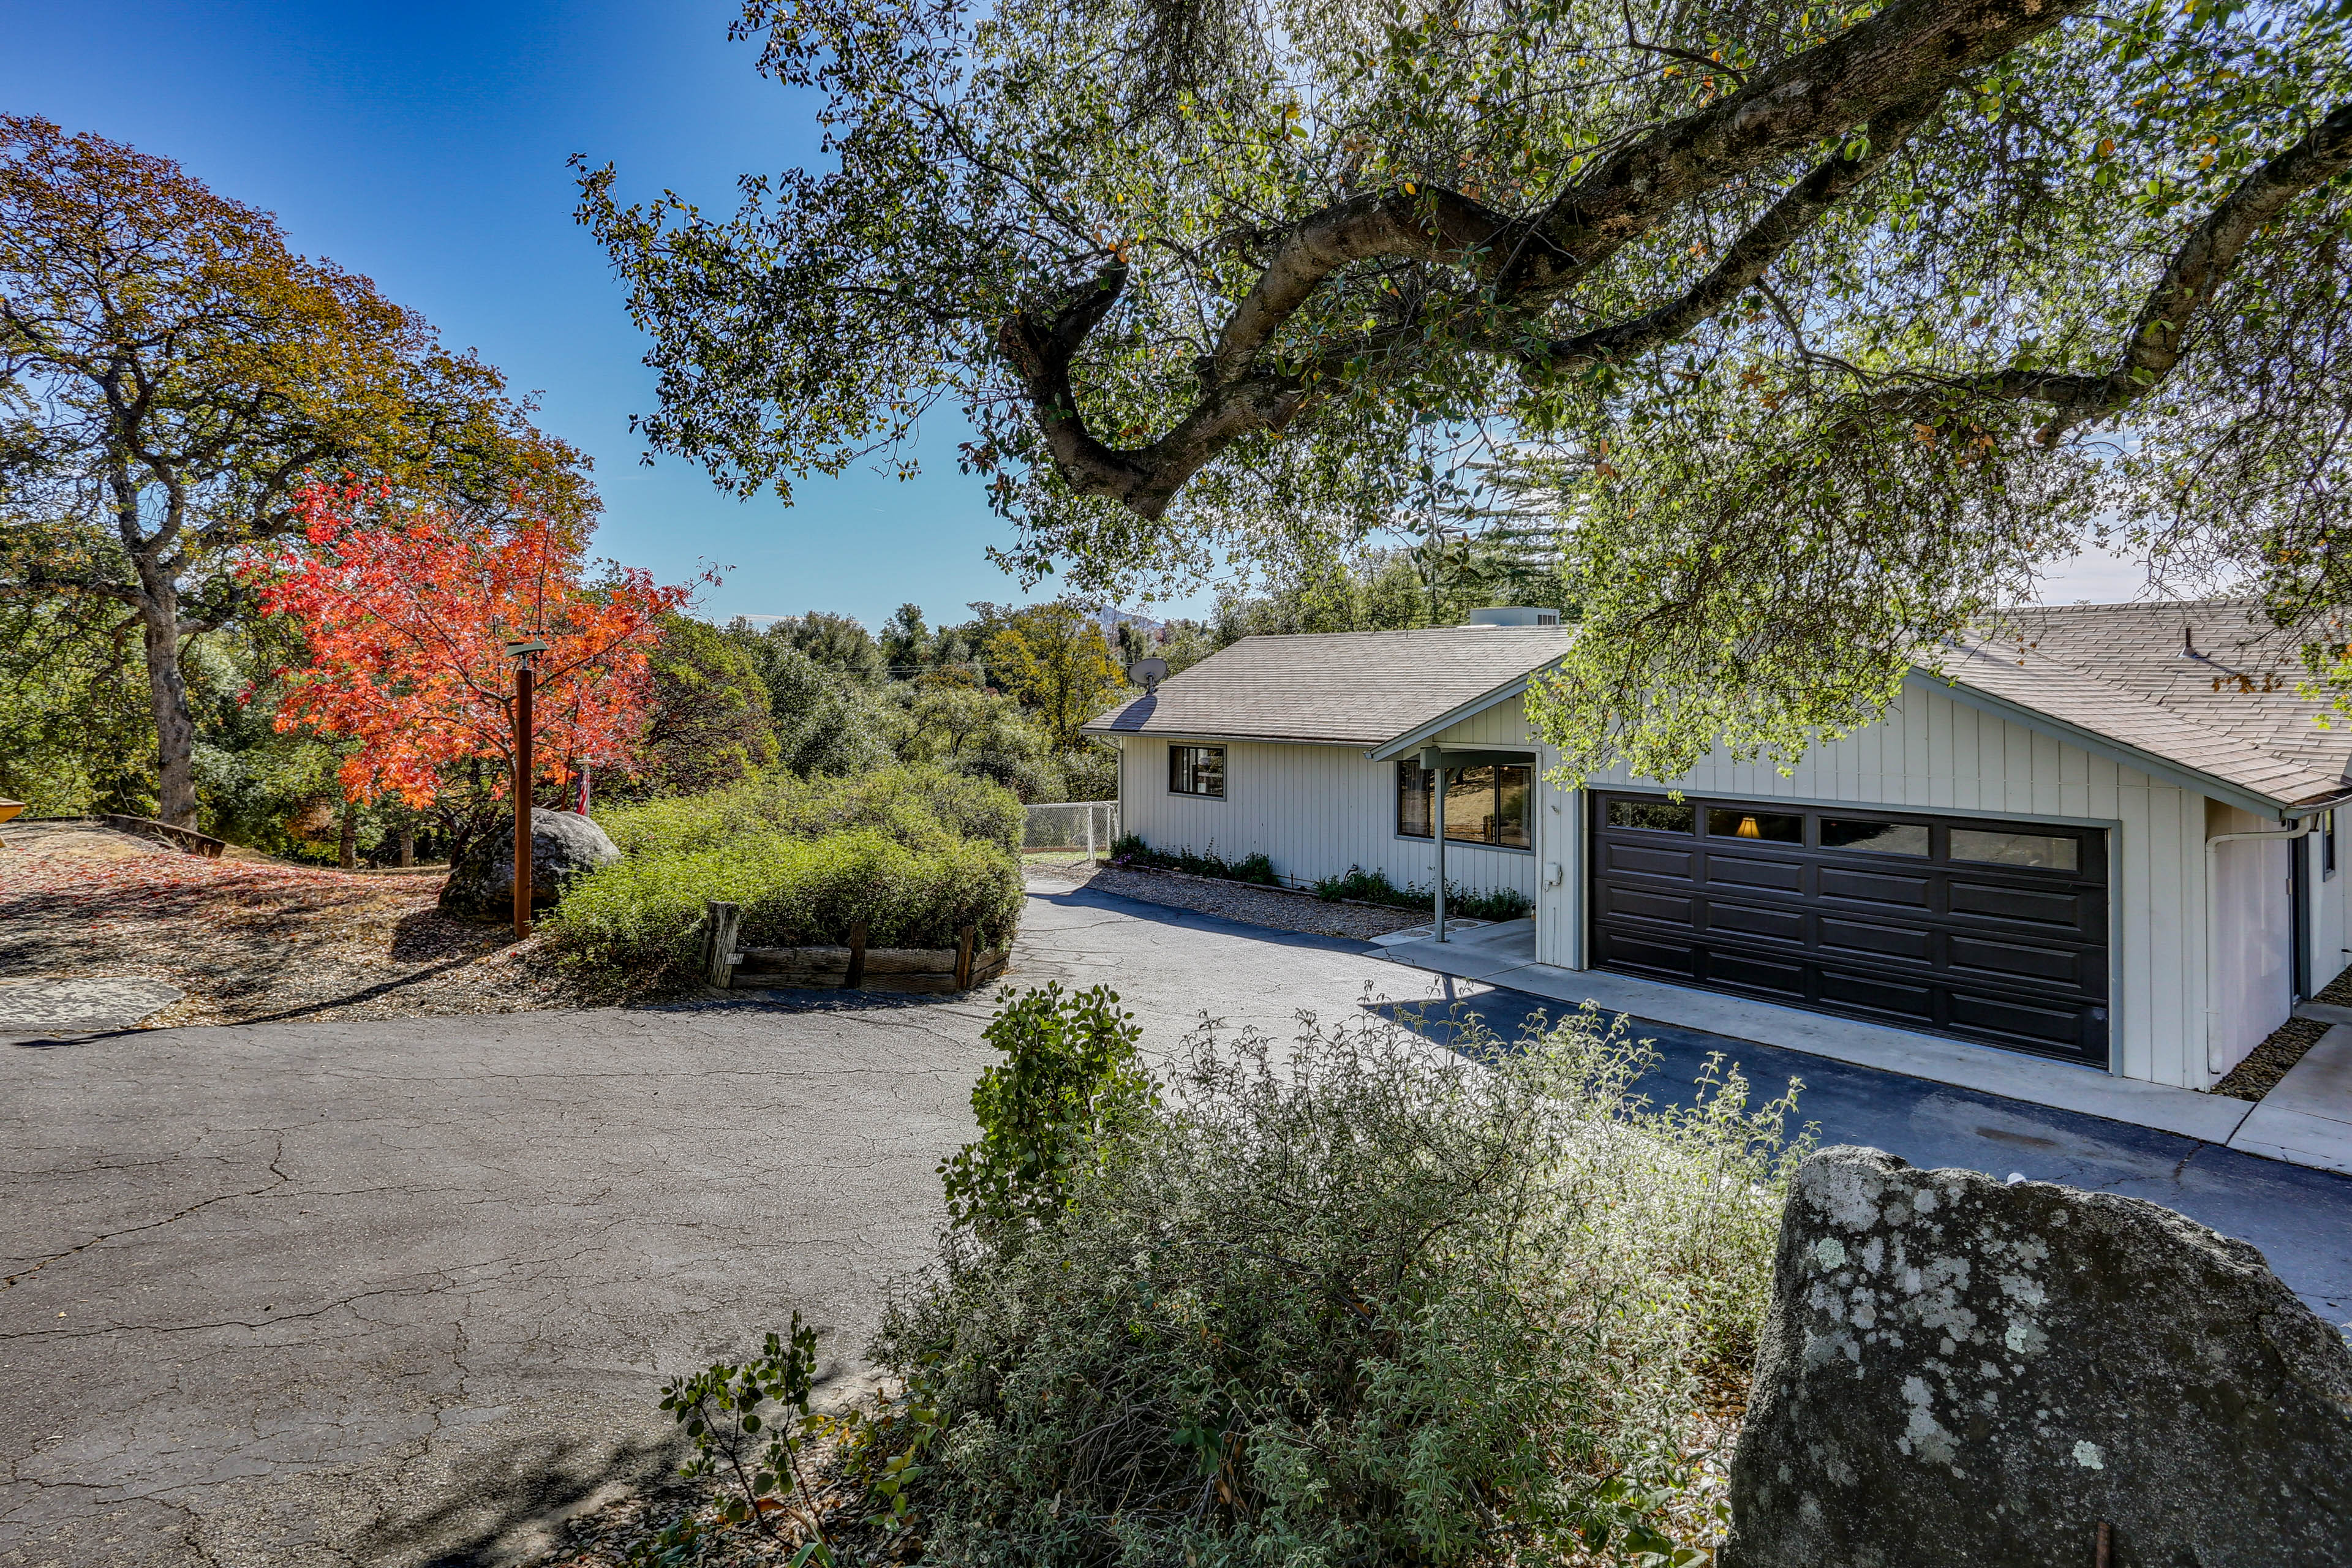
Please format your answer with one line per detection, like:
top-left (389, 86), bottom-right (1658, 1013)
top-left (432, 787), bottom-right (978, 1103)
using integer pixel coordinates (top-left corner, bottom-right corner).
top-left (1128, 657), bottom-right (1169, 693)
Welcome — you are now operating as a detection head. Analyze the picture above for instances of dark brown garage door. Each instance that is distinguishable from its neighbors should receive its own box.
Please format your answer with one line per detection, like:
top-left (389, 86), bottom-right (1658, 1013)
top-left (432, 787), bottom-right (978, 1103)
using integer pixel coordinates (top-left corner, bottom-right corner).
top-left (1589, 793), bottom-right (2110, 1067)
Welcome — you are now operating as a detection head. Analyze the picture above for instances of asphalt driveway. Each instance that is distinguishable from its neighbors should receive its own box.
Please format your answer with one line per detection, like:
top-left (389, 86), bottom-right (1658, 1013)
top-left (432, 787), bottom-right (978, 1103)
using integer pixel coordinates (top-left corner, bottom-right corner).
top-left (2, 881), bottom-right (2346, 1567)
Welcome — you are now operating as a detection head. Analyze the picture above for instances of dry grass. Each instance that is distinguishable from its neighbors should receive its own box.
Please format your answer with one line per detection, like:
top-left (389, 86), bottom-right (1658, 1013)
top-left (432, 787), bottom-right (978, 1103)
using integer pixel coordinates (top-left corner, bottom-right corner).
top-left (0, 822), bottom-right (603, 1026)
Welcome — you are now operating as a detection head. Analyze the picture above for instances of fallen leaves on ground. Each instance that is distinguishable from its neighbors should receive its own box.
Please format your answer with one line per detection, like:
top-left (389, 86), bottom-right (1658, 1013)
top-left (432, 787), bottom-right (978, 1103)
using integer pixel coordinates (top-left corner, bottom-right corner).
top-left (0, 826), bottom-right (593, 1025)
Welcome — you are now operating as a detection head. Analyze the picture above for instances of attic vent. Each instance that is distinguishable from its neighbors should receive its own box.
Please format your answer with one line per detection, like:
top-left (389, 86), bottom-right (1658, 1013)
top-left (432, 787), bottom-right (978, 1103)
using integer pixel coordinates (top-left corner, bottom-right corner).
top-left (1466, 606), bottom-right (1561, 628)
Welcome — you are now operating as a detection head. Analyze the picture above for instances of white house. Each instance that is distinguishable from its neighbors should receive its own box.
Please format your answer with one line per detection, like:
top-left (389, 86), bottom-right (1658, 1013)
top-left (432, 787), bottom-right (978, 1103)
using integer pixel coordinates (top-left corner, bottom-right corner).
top-left (1084, 601), bottom-right (2352, 1093)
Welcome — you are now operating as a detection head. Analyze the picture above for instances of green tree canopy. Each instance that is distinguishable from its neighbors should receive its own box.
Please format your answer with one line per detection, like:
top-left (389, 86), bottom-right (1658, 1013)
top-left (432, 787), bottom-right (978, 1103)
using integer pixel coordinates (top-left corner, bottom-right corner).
top-left (629, 612), bottom-right (780, 798)
top-left (760, 609), bottom-right (888, 681)
top-left (3, 115), bottom-right (592, 824)
top-left (986, 602), bottom-right (1126, 750)
top-left (725, 621), bottom-right (899, 774)
top-left (583, 0), bottom-right (2352, 780)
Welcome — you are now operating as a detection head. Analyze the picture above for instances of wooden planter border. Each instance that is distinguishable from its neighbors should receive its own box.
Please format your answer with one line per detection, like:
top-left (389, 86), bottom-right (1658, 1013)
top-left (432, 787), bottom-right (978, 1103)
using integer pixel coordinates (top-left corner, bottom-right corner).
top-left (699, 903), bottom-right (1007, 993)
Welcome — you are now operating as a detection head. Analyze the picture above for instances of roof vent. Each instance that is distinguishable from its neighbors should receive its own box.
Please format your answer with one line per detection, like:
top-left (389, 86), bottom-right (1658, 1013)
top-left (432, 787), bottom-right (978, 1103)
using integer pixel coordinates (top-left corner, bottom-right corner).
top-left (1465, 606), bottom-right (1561, 628)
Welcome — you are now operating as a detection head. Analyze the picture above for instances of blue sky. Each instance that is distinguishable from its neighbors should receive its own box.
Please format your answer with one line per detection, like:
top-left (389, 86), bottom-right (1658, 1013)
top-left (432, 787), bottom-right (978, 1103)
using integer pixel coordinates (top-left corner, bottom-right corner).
top-left (0, 0), bottom-right (1115, 628)
top-left (1, 1), bottom-right (2144, 618)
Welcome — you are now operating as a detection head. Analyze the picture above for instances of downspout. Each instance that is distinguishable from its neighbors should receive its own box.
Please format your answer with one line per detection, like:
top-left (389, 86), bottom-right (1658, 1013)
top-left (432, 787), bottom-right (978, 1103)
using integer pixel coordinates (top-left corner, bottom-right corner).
top-left (2204, 819), bottom-right (2314, 1080)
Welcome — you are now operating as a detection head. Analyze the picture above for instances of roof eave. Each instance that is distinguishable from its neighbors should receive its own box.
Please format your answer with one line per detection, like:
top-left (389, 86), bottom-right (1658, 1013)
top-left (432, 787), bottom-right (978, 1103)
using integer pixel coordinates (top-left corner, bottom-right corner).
top-left (1912, 668), bottom-right (2341, 821)
top-left (1075, 726), bottom-right (1373, 747)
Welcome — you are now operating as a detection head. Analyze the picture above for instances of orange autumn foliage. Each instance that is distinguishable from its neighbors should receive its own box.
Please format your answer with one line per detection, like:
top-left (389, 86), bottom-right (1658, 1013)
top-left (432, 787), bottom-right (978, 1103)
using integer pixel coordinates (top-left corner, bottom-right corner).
top-left (255, 481), bottom-right (699, 809)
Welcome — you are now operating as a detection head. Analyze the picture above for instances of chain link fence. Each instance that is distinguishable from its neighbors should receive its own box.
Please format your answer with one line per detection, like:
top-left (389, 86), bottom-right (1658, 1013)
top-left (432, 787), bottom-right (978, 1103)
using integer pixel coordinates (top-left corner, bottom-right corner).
top-left (1023, 801), bottom-right (1119, 856)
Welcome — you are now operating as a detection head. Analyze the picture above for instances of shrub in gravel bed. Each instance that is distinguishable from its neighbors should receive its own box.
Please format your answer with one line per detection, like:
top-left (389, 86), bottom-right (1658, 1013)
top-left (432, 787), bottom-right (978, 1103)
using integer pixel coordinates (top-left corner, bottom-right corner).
top-left (1107, 833), bottom-right (1278, 884)
top-left (862, 1002), bottom-right (1803, 1568)
top-left (546, 826), bottom-right (1022, 979)
top-left (598, 764), bottom-right (1024, 860)
top-left (1311, 862), bottom-right (1533, 921)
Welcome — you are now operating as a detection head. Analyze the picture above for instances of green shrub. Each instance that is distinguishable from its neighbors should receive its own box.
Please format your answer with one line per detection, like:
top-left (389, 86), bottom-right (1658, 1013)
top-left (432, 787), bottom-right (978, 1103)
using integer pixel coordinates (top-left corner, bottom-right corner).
top-left (873, 1006), bottom-right (1801, 1567)
top-left (598, 763), bottom-right (1023, 860)
top-left (1313, 862), bottom-right (1535, 922)
top-left (546, 826), bottom-right (1022, 977)
top-left (939, 984), bottom-right (1158, 1235)
top-left (1108, 833), bottom-right (1279, 886)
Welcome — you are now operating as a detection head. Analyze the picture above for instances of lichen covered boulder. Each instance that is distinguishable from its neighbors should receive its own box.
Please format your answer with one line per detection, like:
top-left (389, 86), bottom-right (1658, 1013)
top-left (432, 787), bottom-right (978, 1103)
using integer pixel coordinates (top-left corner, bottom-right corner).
top-left (439, 809), bottom-right (621, 922)
top-left (1723, 1145), bottom-right (2352, 1567)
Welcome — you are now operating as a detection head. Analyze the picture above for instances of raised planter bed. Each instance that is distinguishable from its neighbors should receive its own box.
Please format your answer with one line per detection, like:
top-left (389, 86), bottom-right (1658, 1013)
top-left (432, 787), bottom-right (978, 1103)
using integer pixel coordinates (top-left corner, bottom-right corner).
top-left (695, 900), bottom-right (1008, 993)
top-left (732, 943), bottom-right (1010, 994)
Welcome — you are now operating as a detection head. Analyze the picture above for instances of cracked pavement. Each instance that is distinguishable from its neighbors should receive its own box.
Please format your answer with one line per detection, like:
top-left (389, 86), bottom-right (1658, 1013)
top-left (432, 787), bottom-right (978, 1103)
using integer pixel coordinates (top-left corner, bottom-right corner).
top-left (4, 882), bottom-right (2348, 1566)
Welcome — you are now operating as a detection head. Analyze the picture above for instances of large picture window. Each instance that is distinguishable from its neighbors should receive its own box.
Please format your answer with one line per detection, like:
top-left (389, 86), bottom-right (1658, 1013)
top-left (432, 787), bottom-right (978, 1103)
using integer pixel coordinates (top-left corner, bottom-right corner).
top-left (1396, 760), bottom-right (1531, 848)
top-left (1168, 744), bottom-right (1226, 798)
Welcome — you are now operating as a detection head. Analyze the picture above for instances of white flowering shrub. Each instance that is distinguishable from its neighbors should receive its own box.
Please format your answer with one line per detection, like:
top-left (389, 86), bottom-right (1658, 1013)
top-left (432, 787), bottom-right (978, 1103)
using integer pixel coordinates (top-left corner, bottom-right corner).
top-left (870, 1005), bottom-right (1806, 1567)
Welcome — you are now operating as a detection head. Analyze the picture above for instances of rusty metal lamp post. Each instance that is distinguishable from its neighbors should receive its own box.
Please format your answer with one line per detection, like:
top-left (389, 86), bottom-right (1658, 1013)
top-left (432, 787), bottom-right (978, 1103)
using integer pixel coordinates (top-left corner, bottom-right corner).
top-left (505, 638), bottom-right (549, 939)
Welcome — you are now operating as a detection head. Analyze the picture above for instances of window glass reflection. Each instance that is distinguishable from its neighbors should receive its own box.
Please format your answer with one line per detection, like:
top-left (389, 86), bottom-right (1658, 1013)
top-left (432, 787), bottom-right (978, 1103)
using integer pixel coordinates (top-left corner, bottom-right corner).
top-left (1949, 827), bottom-right (2078, 870)
top-left (1820, 818), bottom-right (1930, 857)
top-left (1608, 799), bottom-right (1695, 833)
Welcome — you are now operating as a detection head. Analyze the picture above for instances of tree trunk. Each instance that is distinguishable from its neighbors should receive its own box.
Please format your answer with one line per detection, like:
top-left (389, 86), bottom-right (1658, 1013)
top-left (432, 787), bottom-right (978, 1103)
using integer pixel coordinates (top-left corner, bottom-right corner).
top-left (132, 573), bottom-right (201, 829)
top-left (398, 825), bottom-right (415, 867)
top-left (339, 802), bottom-right (358, 870)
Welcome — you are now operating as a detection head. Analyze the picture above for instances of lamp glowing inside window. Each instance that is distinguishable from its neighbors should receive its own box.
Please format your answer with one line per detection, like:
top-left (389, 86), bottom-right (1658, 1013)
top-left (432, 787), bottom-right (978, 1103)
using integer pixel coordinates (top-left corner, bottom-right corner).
top-left (1705, 808), bottom-right (1803, 842)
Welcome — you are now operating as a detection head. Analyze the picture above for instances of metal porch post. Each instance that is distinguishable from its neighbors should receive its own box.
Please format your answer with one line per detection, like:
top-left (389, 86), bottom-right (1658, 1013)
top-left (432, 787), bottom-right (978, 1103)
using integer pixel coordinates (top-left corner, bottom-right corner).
top-left (1434, 764), bottom-right (1448, 943)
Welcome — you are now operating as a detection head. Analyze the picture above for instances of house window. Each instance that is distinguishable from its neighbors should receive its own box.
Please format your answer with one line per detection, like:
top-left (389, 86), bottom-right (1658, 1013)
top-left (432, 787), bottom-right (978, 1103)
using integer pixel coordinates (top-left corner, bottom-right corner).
top-left (2326, 810), bottom-right (2338, 880)
top-left (1396, 760), bottom-right (1532, 848)
top-left (1168, 744), bottom-right (1225, 798)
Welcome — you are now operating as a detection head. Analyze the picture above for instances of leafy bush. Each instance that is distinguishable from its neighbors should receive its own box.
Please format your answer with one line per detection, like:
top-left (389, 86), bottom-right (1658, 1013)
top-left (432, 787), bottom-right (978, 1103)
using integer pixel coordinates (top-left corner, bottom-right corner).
top-left (1313, 862), bottom-right (1536, 922)
top-left (655, 1314), bottom-right (830, 1544)
top-left (872, 1006), bottom-right (1802, 1567)
top-left (939, 984), bottom-right (1158, 1235)
top-left (598, 763), bottom-right (1025, 859)
top-left (1109, 834), bottom-right (1278, 886)
top-left (548, 826), bottom-right (1022, 976)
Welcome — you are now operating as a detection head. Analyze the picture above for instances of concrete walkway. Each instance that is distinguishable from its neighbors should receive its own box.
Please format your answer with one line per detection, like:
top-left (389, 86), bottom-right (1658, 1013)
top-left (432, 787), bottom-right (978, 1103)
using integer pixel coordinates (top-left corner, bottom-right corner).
top-left (0, 883), bottom-right (2344, 1568)
top-left (1371, 917), bottom-right (2352, 1174)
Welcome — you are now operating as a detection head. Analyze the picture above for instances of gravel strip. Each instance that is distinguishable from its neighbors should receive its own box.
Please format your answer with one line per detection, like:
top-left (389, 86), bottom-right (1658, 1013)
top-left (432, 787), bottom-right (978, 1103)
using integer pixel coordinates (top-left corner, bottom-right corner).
top-left (1030, 861), bottom-right (1422, 941)
top-left (2209, 959), bottom-right (2352, 1102)
top-left (2212, 1016), bottom-right (2330, 1102)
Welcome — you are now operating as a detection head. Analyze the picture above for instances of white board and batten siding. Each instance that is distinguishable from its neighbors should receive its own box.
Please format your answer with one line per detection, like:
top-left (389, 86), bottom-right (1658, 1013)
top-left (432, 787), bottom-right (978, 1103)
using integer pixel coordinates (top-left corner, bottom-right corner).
top-left (1115, 673), bottom-right (2334, 1093)
top-left (1113, 720), bottom-right (1539, 910)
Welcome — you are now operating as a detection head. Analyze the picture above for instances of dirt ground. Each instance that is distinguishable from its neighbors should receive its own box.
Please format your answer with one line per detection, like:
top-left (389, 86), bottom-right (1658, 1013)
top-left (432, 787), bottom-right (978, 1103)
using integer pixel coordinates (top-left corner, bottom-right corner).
top-left (0, 820), bottom-right (582, 1027)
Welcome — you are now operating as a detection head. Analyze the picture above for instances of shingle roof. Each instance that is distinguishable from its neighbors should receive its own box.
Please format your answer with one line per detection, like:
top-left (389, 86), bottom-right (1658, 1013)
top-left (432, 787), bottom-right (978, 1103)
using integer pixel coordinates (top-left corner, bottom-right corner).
top-left (1928, 600), bottom-right (2352, 809)
top-left (1088, 600), bottom-right (2352, 811)
top-left (1081, 627), bottom-right (1570, 747)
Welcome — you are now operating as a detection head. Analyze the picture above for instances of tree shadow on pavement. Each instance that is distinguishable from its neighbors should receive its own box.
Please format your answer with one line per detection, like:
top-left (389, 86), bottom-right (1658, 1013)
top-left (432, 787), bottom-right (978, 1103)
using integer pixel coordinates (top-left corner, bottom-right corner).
top-left (356, 1427), bottom-right (684, 1568)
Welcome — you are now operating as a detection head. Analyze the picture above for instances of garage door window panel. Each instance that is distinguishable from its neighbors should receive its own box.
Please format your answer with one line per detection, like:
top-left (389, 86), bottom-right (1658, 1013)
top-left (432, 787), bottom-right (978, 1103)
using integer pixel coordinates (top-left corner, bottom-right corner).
top-left (1609, 799), bottom-right (1695, 833)
top-left (1707, 809), bottom-right (1803, 843)
top-left (1821, 818), bottom-right (1931, 856)
top-left (1950, 827), bottom-right (2079, 870)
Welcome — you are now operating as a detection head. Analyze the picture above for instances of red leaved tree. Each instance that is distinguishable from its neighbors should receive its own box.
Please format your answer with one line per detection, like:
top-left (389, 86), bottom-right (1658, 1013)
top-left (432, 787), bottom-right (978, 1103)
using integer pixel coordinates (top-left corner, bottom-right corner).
top-left (254, 481), bottom-right (698, 844)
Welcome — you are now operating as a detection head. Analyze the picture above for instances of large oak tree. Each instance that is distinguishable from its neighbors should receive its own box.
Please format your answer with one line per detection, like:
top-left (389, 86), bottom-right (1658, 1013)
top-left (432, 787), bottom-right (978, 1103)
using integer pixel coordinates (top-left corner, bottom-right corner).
top-left (582, 0), bottom-right (2352, 777)
top-left (2, 116), bottom-right (592, 826)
